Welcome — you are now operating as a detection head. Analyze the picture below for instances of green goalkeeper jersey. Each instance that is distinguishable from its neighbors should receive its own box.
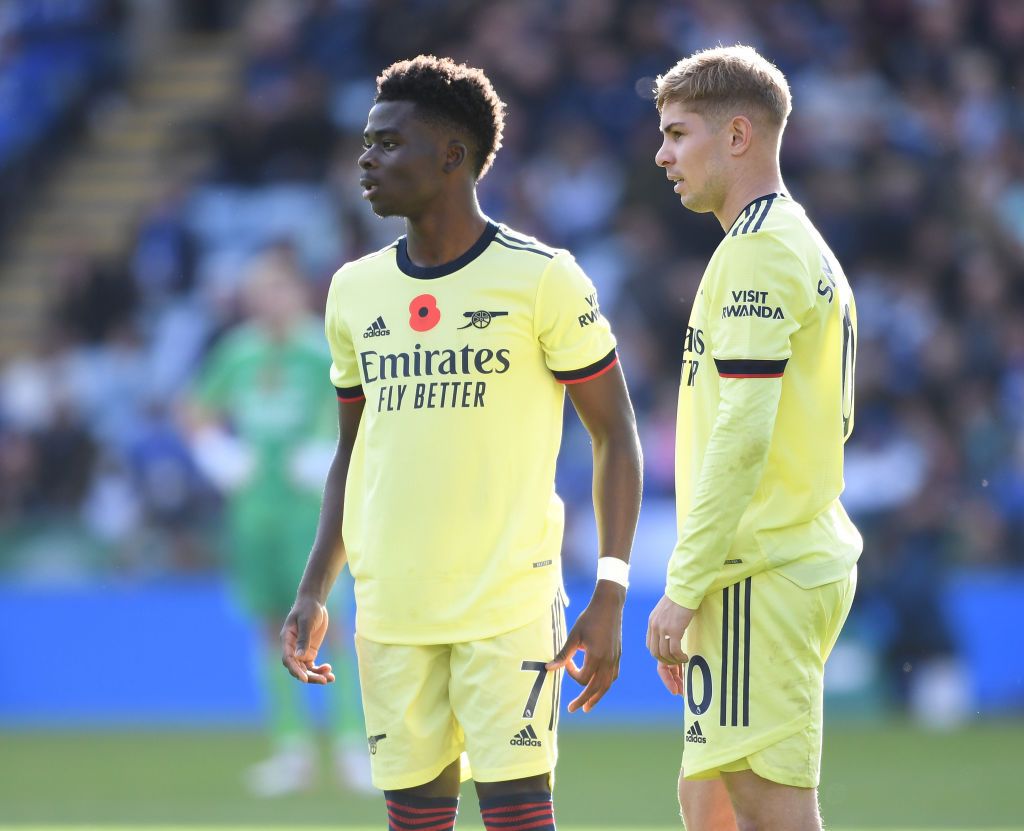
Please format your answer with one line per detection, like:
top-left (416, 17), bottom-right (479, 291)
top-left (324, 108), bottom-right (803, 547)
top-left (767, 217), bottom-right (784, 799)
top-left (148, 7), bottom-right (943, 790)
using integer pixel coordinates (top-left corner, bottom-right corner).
top-left (194, 319), bottom-right (336, 502)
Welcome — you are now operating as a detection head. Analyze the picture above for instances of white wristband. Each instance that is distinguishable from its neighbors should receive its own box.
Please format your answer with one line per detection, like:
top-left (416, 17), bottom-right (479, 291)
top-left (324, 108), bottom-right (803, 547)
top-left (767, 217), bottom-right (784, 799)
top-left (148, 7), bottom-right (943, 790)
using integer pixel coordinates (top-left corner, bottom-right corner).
top-left (596, 556), bottom-right (630, 589)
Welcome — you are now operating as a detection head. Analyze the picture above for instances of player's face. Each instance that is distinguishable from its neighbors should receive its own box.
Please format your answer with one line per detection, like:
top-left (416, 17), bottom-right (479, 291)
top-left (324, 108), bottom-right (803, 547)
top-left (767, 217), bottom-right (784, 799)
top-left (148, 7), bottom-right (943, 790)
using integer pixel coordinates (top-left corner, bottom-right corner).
top-left (358, 100), bottom-right (448, 219)
top-left (655, 102), bottom-right (728, 215)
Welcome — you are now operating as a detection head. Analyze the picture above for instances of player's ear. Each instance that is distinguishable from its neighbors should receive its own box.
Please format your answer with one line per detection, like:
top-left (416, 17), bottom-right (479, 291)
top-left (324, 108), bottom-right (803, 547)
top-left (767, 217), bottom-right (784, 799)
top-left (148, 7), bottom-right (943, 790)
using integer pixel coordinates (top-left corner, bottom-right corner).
top-left (728, 115), bottom-right (753, 156)
top-left (444, 140), bottom-right (468, 173)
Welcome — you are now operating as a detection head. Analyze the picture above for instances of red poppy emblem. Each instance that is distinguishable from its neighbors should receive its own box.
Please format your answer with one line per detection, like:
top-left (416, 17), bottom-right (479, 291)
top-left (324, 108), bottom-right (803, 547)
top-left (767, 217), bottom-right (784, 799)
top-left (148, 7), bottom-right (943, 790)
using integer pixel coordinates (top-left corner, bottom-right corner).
top-left (409, 294), bottom-right (441, 332)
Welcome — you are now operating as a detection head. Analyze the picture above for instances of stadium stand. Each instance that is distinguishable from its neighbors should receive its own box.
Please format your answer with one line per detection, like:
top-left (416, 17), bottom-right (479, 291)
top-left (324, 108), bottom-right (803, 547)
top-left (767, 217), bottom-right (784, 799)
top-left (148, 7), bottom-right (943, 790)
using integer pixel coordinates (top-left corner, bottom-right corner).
top-left (1, 0), bottom-right (1023, 716)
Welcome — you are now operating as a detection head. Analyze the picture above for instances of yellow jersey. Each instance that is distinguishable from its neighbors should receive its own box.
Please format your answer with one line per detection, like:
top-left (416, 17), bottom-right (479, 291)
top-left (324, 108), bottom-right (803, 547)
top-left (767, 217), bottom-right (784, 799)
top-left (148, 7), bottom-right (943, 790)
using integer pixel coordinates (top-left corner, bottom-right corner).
top-left (326, 221), bottom-right (617, 643)
top-left (668, 193), bottom-right (862, 610)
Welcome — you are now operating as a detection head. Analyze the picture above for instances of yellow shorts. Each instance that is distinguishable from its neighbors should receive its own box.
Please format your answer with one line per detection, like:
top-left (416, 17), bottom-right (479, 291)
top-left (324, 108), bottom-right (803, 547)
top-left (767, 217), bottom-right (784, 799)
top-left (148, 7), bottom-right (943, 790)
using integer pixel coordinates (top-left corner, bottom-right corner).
top-left (355, 594), bottom-right (566, 791)
top-left (680, 566), bottom-right (856, 789)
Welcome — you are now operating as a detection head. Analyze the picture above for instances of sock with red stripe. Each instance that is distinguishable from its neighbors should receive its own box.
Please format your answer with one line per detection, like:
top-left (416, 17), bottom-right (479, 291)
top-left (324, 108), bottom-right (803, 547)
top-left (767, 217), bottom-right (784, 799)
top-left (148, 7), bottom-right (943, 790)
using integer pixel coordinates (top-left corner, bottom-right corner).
top-left (384, 792), bottom-right (459, 831)
top-left (479, 791), bottom-right (556, 831)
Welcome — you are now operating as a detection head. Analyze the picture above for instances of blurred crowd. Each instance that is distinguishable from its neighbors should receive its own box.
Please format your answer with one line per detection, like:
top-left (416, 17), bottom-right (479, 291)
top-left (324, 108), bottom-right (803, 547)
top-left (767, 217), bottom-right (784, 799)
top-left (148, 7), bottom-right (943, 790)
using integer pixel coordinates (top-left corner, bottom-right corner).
top-left (2, 0), bottom-right (1024, 707)
top-left (0, 0), bottom-right (127, 232)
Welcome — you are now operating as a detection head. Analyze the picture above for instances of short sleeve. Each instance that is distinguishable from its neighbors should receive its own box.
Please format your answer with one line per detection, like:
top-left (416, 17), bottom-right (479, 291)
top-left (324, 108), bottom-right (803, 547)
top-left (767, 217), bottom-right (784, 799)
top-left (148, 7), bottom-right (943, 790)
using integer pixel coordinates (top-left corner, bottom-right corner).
top-left (534, 252), bottom-right (618, 384)
top-left (325, 272), bottom-right (364, 401)
top-left (706, 234), bottom-right (812, 379)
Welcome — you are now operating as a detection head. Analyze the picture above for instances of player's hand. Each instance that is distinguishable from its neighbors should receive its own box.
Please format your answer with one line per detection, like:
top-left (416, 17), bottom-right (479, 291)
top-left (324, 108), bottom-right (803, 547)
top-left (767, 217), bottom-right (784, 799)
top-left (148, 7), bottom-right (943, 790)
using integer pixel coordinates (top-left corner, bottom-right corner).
top-left (646, 594), bottom-right (695, 666)
top-left (657, 661), bottom-right (684, 696)
top-left (281, 595), bottom-right (336, 684)
top-left (545, 581), bottom-right (624, 714)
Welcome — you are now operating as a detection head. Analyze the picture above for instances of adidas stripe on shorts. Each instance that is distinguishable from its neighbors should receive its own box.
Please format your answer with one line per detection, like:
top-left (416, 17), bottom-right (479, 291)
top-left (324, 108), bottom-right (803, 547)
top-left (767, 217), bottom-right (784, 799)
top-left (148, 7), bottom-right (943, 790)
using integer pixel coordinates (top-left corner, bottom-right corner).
top-left (354, 592), bottom-right (566, 790)
top-left (680, 567), bottom-right (856, 789)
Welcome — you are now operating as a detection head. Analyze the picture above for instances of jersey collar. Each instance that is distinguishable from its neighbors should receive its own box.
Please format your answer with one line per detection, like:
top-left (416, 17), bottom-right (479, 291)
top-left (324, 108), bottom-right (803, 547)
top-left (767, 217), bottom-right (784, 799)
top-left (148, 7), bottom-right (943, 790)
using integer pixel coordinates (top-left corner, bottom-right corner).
top-left (727, 192), bottom-right (786, 235)
top-left (396, 221), bottom-right (499, 279)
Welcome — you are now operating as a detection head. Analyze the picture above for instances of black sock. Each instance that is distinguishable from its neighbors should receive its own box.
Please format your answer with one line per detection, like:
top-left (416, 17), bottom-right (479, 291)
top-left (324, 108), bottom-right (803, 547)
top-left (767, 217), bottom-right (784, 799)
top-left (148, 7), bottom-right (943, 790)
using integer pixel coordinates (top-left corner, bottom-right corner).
top-left (383, 791), bottom-right (459, 831)
top-left (479, 791), bottom-right (556, 831)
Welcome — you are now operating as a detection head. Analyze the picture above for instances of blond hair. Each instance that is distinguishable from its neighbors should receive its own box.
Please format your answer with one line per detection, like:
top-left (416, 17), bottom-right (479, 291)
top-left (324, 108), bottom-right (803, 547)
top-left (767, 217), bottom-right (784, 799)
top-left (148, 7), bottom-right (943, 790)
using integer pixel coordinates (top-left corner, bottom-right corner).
top-left (655, 45), bottom-right (791, 130)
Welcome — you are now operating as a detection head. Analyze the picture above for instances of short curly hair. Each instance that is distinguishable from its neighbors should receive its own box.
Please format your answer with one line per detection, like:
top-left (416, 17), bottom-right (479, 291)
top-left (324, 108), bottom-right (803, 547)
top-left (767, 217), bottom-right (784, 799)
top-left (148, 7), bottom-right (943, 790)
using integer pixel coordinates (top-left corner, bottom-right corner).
top-left (376, 55), bottom-right (506, 179)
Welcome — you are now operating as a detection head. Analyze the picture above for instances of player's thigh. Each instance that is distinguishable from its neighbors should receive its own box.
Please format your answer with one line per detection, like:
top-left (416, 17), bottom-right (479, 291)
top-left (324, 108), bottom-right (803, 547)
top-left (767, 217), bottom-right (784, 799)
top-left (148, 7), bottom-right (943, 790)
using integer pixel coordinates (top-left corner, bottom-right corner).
top-left (720, 767), bottom-right (821, 831)
top-left (747, 572), bottom-right (855, 788)
top-left (680, 571), bottom-right (851, 789)
top-left (449, 594), bottom-right (566, 785)
top-left (354, 637), bottom-right (463, 791)
top-left (678, 770), bottom-right (737, 831)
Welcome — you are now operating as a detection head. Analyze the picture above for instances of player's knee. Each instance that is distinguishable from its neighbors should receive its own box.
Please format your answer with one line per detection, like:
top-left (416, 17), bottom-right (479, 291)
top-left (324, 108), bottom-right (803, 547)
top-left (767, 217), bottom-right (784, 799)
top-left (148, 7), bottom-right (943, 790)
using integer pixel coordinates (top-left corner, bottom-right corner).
top-left (722, 771), bottom-right (821, 831)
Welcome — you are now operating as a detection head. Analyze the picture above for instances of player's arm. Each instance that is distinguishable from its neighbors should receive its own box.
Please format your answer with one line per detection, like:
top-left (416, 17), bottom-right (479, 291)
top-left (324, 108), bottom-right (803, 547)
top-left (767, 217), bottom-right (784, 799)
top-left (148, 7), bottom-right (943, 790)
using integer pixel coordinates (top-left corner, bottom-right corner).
top-left (648, 234), bottom-right (812, 670)
top-left (281, 397), bottom-right (364, 684)
top-left (534, 251), bottom-right (642, 711)
top-left (546, 362), bottom-right (643, 713)
top-left (647, 376), bottom-right (782, 666)
top-left (282, 269), bottom-right (362, 684)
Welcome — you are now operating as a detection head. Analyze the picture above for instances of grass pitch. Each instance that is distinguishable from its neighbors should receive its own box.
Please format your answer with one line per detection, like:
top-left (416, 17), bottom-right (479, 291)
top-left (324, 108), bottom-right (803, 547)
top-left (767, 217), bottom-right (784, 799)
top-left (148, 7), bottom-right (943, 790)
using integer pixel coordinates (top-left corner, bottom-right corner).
top-left (0, 720), bottom-right (1019, 829)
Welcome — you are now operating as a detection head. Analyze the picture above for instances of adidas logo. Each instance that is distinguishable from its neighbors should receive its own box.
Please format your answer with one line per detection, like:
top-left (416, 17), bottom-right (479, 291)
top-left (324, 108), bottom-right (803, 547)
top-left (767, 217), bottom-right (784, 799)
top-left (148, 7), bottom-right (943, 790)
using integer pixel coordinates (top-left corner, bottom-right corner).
top-left (363, 316), bottom-right (390, 338)
top-left (685, 722), bottom-right (707, 744)
top-left (509, 724), bottom-right (543, 747)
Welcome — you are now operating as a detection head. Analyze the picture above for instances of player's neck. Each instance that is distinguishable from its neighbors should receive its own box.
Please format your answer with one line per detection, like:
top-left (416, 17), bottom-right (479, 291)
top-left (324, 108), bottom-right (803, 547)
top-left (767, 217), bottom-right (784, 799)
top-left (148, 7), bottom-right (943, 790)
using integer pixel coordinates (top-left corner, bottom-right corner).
top-left (716, 169), bottom-right (784, 232)
top-left (404, 194), bottom-right (488, 268)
